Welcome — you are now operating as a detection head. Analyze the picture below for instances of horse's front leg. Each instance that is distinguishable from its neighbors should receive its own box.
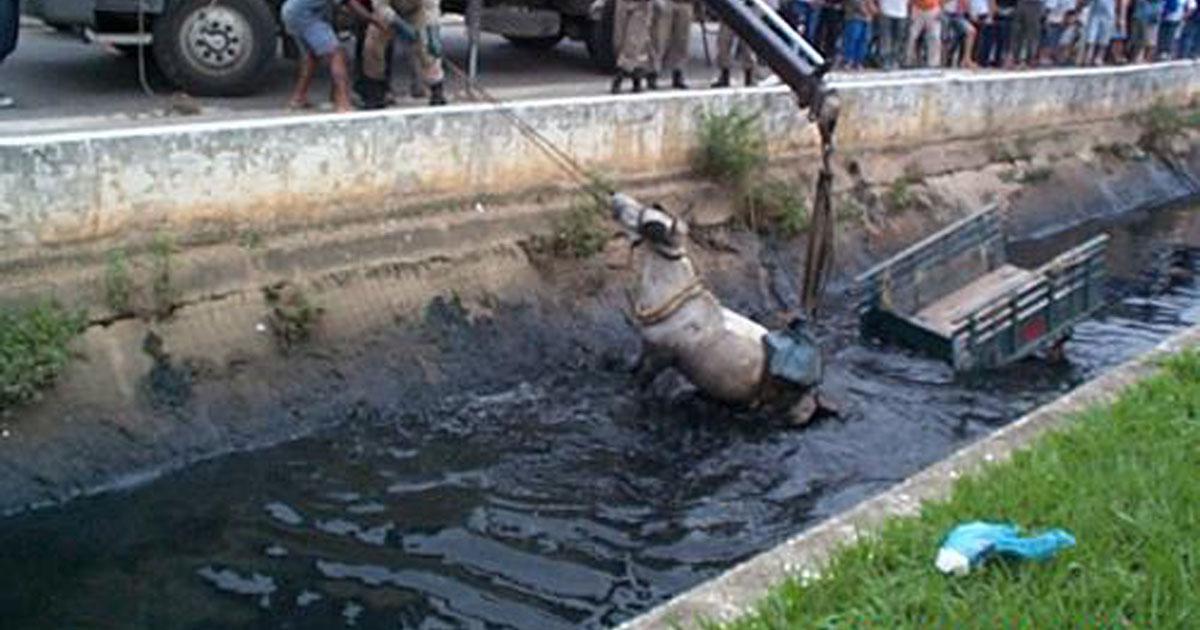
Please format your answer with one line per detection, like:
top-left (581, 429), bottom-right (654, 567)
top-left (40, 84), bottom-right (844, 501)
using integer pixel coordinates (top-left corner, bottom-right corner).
top-left (631, 344), bottom-right (674, 391)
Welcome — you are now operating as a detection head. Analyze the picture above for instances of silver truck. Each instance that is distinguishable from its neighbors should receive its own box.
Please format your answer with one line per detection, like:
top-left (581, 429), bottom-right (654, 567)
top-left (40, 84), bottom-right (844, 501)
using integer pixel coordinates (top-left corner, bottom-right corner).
top-left (22, 0), bottom-right (620, 95)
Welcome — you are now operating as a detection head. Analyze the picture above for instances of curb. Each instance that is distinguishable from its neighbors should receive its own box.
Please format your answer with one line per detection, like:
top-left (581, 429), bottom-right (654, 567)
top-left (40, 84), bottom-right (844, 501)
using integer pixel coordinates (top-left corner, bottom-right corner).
top-left (618, 324), bottom-right (1200, 629)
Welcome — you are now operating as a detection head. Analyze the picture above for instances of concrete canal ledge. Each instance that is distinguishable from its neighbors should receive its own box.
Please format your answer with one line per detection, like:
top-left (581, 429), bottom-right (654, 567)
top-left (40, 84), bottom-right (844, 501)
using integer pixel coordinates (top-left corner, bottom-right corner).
top-left (619, 324), bottom-right (1200, 629)
top-left (1, 62), bottom-right (1198, 254)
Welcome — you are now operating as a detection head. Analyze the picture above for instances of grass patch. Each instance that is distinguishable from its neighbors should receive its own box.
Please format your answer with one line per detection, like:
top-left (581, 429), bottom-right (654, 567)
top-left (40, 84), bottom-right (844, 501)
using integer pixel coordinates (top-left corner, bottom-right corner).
top-left (150, 233), bottom-right (179, 319)
top-left (694, 108), bottom-right (767, 187)
top-left (263, 283), bottom-right (324, 347)
top-left (104, 249), bottom-right (133, 314)
top-left (0, 303), bottom-right (87, 411)
top-left (534, 196), bottom-right (610, 259)
top-left (1132, 101), bottom-right (1200, 154)
top-left (745, 178), bottom-right (809, 237)
top-left (723, 350), bottom-right (1200, 628)
top-left (693, 109), bottom-right (812, 236)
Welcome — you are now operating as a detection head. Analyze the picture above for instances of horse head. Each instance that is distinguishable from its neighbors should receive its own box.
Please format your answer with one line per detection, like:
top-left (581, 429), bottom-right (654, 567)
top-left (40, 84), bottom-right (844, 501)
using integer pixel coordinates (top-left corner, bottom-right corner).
top-left (611, 193), bottom-right (689, 258)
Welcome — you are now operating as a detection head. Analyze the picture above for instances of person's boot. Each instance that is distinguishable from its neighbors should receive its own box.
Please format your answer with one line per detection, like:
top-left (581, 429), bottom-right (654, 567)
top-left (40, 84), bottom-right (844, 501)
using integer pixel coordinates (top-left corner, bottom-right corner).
top-left (646, 72), bottom-right (658, 90)
top-left (631, 69), bottom-right (644, 93)
top-left (610, 71), bottom-right (625, 94)
top-left (359, 79), bottom-right (389, 110)
top-left (744, 68), bottom-right (757, 87)
top-left (672, 70), bottom-right (687, 89)
top-left (711, 68), bottom-right (731, 88)
top-left (428, 82), bottom-right (447, 106)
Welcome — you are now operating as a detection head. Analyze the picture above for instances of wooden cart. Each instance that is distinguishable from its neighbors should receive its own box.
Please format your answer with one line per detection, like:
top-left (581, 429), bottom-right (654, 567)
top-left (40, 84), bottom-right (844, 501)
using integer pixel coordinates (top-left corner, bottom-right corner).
top-left (856, 206), bottom-right (1109, 371)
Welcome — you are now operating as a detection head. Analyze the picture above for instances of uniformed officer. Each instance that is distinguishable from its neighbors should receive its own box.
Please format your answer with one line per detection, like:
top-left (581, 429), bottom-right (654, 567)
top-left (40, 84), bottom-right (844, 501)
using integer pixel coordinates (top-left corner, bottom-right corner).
top-left (361, 0), bottom-right (448, 107)
top-left (711, 22), bottom-right (756, 87)
top-left (653, 0), bottom-right (695, 88)
top-left (612, 0), bottom-right (655, 93)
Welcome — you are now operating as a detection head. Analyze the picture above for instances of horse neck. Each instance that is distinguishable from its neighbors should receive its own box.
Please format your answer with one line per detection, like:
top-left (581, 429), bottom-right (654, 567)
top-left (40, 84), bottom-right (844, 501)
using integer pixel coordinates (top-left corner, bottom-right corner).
top-left (636, 250), bottom-right (699, 309)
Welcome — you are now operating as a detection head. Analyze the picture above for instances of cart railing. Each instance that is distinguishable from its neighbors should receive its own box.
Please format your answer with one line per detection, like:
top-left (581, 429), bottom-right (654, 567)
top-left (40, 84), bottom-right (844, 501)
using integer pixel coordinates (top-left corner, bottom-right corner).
top-left (856, 205), bottom-right (1003, 317)
top-left (947, 234), bottom-right (1108, 369)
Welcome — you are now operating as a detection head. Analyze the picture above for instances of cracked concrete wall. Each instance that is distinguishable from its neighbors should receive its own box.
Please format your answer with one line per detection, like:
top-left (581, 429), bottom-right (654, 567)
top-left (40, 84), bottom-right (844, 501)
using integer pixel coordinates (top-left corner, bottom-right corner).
top-left (1, 62), bottom-right (1198, 252)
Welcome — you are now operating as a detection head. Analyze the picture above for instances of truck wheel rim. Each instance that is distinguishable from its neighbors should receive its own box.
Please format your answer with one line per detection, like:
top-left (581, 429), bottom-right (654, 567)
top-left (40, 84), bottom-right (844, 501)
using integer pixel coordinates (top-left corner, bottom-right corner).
top-left (180, 6), bottom-right (252, 74)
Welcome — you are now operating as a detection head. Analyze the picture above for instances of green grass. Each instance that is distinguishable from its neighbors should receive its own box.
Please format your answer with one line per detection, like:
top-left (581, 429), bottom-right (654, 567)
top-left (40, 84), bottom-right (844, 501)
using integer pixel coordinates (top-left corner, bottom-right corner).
top-left (0, 303), bottom-right (87, 411)
top-left (695, 108), bottom-right (767, 187)
top-left (722, 351), bottom-right (1200, 629)
top-left (744, 178), bottom-right (809, 236)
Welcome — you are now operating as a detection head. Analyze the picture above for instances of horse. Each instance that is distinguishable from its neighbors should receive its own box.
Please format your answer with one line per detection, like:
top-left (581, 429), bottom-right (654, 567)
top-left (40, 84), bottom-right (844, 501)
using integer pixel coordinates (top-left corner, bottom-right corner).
top-left (610, 193), bottom-right (826, 423)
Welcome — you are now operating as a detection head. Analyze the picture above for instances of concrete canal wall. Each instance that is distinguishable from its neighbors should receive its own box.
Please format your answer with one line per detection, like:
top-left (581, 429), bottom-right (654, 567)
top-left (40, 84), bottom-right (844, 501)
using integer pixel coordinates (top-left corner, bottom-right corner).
top-left (1, 63), bottom-right (1199, 519)
top-left (1, 62), bottom-right (1198, 252)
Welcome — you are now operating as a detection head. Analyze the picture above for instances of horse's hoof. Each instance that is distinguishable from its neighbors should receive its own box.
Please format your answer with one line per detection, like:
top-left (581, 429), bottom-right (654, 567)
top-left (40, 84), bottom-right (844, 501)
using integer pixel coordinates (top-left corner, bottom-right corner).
top-left (789, 393), bottom-right (820, 427)
top-left (815, 392), bottom-right (841, 417)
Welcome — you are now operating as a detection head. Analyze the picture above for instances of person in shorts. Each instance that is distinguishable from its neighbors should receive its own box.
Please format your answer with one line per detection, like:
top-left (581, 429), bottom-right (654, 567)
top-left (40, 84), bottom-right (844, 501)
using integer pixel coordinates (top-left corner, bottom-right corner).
top-left (282, 0), bottom-right (384, 112)
top-left (1080, 0), bottom-right (1124, 64)
top-left (1129, 0), bottom-right (1165, 60)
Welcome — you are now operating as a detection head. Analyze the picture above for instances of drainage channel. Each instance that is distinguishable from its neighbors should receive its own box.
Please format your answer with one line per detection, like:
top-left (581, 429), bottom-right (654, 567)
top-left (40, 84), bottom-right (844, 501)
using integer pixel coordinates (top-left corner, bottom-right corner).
top-left (2, 203), bottom-right (1198, 629)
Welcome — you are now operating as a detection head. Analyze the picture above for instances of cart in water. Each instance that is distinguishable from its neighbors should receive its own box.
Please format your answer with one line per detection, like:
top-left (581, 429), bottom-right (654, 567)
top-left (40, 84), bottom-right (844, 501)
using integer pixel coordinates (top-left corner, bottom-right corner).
top-left (856, 206), bottom-right (1109, 371)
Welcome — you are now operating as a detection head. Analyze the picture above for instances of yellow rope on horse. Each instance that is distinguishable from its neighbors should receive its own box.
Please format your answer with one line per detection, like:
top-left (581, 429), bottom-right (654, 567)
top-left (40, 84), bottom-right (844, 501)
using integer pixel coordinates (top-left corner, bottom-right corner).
top-left (635, 279), bottom-right (707, 327)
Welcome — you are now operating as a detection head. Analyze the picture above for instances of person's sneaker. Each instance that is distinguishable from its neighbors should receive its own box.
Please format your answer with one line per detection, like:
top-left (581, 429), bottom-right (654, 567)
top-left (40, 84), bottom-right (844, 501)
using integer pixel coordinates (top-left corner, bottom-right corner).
top-left (0, 93), bottom-right (14, 109)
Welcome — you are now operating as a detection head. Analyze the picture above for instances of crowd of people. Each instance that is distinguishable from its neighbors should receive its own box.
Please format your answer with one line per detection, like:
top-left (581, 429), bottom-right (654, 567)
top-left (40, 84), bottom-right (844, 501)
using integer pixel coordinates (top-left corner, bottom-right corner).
top-left (611, 0), bottom-right (1200, 93)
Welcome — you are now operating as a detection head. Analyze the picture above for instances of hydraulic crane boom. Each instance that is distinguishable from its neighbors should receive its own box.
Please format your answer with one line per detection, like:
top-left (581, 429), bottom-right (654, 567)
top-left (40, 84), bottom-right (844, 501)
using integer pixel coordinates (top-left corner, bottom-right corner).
top-left (699, 0), bottom-right (840, 316)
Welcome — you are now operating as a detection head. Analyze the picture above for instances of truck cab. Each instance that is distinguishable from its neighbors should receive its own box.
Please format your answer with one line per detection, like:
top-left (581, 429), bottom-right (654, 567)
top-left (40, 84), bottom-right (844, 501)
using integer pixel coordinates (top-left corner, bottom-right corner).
top-left (23, 0), bottom-right (620, 96)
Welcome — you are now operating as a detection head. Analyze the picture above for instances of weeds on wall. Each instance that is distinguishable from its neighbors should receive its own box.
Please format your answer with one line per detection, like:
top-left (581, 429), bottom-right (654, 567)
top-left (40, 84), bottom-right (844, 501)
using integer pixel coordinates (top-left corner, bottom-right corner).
top-left (694, 109), bottom-right (812, 236)
top-left (0, 303), bottom-right (87, 412)
top-left (1133, 100), bottom-right (1200, 154)
top-left (264, 283), bottom-right (324, 348)
top-left (105, 250), bottom-right (133, 314)
top-left (150, 233), bottom-right (179, 319)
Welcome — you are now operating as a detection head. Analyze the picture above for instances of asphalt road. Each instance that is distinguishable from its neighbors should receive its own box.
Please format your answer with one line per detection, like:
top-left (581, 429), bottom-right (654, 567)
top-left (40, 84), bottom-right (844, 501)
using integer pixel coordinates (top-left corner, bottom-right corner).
top-left (0, 17), bottom-right (731, 136)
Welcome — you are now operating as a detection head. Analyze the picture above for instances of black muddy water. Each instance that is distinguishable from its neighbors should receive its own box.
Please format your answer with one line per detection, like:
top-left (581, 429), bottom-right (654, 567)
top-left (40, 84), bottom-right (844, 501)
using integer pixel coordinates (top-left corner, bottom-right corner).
top-left (2, 203), bottom-right (1199, 629)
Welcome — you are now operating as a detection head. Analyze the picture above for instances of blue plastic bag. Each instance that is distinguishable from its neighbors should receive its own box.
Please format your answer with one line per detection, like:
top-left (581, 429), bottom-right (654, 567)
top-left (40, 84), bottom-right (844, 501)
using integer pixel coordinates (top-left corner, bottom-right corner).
top-left (935, 521), bottom-right (1076, 575)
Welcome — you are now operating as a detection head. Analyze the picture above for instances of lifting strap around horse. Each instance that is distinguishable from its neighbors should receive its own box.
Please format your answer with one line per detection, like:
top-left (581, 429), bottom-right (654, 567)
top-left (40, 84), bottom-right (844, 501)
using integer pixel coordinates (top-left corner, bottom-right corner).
top-left (635, 278), bottom-right (708, 327)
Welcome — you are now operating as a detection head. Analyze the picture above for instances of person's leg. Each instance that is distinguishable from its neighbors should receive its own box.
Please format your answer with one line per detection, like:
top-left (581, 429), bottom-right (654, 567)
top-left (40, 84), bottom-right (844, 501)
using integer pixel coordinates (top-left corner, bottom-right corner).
top-left (328, 49), bottom-right (353, 112)
top-left (907, 11), bottom-right (924, 66)
top-left (961, 18), bottom-right (978, 67)
top-left (289, 52), bottom-right (318, 108)
top-left (0, 0), bottom-right (18, 108)
top-left (666, 1), bottom-right (692, 86)
top-left (916, 11), bottom-right (942, 66)
top-left (713, 23), bottom-right (734, 86)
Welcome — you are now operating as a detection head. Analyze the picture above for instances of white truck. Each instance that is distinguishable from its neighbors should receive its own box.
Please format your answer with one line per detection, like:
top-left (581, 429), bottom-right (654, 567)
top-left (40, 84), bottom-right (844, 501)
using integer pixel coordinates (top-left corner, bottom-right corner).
top-left (23, 0), bottom-right (621, 95)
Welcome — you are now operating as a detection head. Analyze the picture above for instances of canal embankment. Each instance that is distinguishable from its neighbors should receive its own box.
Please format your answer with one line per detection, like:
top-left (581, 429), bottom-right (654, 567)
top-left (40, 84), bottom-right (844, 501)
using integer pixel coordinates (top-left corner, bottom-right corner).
top-left (1, 63), bottom-right (1199, 518)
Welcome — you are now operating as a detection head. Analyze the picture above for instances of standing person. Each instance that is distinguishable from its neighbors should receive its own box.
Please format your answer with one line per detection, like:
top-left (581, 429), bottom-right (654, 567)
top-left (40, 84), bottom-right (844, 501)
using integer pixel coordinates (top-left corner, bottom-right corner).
top-left (816, 0), bottom-right (846, 57)
top-left (1129, 0), bottom-right (1164, 60)
top-left (282, 0), bottom-right (384, 111)
top-left (842, 0), bottom-right (878, 68)
top-left (877, 0), bottom-right (909, 68)
top-left (787, 0), bottom-right (825, 36)
top-left (1007, 0), bottom-right (1045, 66)
top-left (0, 0), bottom-right (18, 108)
top-left (973, 0), bottom-right (1001, 65)
top-left (992, 0), bottom-right (1017, 64)
top-left (1041, 0), bottom-right (1074, 64)
top-left (653, 0), bottom-right (694, 88)
top-left (944, 0), bottom-right (979, 67)
top-left (1181, 0), bottom-right (1200, 56)
top-left (358, 0), bottom-right (425, 108)
top-left (613, 0), bottom-right (655, 92)
top-left (907, 0), bottom-right (944, 66)
top-left (1079, 0), bottom-right (1124, 64)
top-left (1159, 0), bottom-right (1185, 57)
top-left (712, 21), bottom-right (757, 86)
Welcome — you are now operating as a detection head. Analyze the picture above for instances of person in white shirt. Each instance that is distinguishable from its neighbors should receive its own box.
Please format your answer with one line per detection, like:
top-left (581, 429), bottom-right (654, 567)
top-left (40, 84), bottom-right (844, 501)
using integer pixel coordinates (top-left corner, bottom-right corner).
top-left (1041, 0), bottom-right (1075, 63)
top-left (877, 0), bottom-right (910, 68)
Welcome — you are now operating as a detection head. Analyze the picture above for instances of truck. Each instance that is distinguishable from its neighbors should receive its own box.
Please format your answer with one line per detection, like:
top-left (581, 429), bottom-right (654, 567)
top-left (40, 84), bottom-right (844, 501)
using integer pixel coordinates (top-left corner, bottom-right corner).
top-left (22, 0), bottom-right (624, 95)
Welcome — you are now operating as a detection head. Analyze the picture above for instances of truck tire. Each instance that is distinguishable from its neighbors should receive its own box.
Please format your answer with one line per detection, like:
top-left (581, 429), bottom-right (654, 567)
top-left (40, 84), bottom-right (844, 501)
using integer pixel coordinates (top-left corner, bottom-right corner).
top-left (152, 0), bottom-right (276, 96)
top-left (585, 0), bottom-right (616, 71)
top-left (504, 34), bottom-right (565, 50)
